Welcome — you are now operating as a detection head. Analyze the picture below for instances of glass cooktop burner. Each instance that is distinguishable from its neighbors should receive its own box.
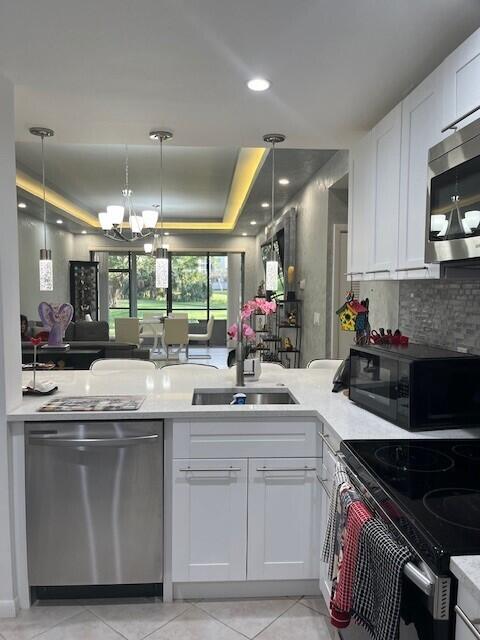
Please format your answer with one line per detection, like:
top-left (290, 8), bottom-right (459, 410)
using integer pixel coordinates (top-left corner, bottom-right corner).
top-left (452, 443), bottom-right (480, 461)
top-left (374, 445), bottom-right (455, 472)
top-left (423, 488), bottom-right (480, 531)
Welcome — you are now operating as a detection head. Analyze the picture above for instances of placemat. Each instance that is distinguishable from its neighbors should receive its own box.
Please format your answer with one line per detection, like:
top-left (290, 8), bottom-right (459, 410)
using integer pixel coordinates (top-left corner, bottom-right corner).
top-left (38, 396), bottom-right (145, 412)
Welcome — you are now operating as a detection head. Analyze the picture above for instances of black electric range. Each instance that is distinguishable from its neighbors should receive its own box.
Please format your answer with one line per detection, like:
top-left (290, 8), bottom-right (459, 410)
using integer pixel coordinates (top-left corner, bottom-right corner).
top-left (340, 438), bottom-right (480, 574)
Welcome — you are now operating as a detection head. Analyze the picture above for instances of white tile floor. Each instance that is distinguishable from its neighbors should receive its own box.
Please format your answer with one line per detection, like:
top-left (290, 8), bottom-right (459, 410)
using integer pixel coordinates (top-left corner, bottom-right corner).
top-left (0, 596), bottom-right (335, 640)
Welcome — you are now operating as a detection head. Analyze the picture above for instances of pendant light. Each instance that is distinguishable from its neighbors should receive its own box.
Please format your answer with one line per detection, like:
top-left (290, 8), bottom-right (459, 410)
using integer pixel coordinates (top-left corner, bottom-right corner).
top-left (30, 126), bottom-right (55, 291)
top-left (263, 133), bottom-right (286, 293)
top-left (149, 130), bottom-right (172, 289)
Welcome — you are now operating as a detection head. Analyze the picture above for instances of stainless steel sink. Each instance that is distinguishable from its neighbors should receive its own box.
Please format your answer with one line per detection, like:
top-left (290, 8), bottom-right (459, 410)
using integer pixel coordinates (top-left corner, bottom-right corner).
top-left (192, 388), bottom-right (298, 405)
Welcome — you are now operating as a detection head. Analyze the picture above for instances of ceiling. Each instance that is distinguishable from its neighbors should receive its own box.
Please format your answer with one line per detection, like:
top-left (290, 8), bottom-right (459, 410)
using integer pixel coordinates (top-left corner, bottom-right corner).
top-left (16, 142), bottom-right (239, 221)
top-left (238, 149), bottom-right (336, 234)
top-left (1, 0), bottom-right (480, 149)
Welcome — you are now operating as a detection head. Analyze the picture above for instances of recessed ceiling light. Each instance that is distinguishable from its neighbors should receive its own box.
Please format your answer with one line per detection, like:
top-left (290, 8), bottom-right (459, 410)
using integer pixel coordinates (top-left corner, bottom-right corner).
top-left (247, 77), bottom-right (270, 92)
top-left (164, 232), bottom-right (170, 236)
top-left (81, 230), bottom-right (87, 235)
top-left (242, 232), bottom-right (248, 236)
top-left (250, 220), bottom-right (257, 226)
top-left (56, 219), bottom-right (63, 224)
top-left (261, 202), bottom-right (269, 208)
top-left (18, 202), bottom-right (27, 209)
top-left (278, 178), bottom-right (290, 185)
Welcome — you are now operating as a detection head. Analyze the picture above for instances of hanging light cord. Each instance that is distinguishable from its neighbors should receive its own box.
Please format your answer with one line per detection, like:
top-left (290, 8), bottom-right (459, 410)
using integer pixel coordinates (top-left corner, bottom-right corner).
top-left (159, 136), bottom-right (164, 247)
top-left (41, 133), bottom-right (47, 251)
top-left (270, 140), bottom-right (276, 259)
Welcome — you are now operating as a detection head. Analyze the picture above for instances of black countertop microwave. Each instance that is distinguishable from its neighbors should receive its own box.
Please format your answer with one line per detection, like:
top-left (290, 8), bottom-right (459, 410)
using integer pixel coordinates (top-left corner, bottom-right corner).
top-left (349, 343), bottom-right (480, 431)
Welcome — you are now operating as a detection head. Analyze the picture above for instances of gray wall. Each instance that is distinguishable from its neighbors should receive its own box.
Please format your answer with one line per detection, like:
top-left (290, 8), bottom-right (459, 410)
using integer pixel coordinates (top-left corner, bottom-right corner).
top-left (256, 151), bottom-right (349, 365)
top-left (18, 212), bottom-right (78, 320)
top-left (359, 280), bottom-right (400, 331)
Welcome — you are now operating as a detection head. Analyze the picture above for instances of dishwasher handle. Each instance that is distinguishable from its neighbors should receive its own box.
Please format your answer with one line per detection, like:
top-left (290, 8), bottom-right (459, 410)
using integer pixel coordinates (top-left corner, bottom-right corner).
top-left (28, 434), bottom-right (159, 447)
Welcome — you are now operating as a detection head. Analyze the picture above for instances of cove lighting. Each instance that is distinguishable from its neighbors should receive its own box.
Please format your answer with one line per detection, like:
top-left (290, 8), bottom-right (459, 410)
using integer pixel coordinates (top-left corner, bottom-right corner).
top-left (247, 77), bottom-right (270, 92)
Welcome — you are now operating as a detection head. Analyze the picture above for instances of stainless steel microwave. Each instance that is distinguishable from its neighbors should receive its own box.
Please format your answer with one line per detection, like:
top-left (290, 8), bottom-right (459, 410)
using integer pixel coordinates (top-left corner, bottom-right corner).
top-left (426, 117), bottom-right (480, 262)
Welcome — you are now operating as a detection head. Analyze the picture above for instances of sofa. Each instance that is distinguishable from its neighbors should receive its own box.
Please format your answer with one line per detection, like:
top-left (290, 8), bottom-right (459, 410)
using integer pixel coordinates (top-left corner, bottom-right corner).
top-left (22, 320), bottom-right (150, 369)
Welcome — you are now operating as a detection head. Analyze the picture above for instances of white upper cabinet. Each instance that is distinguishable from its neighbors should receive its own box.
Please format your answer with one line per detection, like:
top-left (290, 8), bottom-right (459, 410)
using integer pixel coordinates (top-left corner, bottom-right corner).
top-left (397, 71), bottom-right (442, 277)
top-left (368, 104), bottom-right (402, 278)
top-left (347, 131), bottom-right (373, 278)
top-left (442, 28), bottom-right (480, 133)
top-left (247, 458), bottom-right (320, 581)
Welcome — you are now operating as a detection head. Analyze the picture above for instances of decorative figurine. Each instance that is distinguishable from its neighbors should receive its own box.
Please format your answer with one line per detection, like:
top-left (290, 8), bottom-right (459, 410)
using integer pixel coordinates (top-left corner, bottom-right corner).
top-left (38, 302), bottom-right (73, 348)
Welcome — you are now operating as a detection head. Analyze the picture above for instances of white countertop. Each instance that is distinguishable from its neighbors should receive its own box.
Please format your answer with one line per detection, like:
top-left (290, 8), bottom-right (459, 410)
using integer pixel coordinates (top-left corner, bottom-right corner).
top-left (10, 361), bottom-right (480, 441)
top-left (451, 556), bottom-right (480, 602)
top-left (10, 361), bottom-right (480, 599)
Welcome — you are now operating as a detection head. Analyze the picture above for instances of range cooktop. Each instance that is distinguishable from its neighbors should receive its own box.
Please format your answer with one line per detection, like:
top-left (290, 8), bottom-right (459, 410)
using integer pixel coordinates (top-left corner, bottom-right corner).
top-left (340, 439), bottom-right (480, 573)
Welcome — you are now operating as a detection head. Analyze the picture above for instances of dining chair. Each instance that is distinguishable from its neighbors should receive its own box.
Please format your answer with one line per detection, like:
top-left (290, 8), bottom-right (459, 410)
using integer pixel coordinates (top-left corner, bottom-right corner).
top-left (188, 315), bottom-right (215, 359)
top-left (114, 317), bottom-right (141, 346)
top-left (307, 359), bottom-right (333, 369)
top-left (163, 318), bottom-right (189, 359)
top-left (161, 362), bottom-right (219, 370)
top-left (90, 358), bottom-right (155, 372)
top-left (169, 312), bottom-right (188, 320)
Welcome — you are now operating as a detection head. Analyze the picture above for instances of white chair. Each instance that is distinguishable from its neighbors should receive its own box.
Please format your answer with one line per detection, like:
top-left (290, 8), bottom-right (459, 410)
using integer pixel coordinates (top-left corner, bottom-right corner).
top-left (163, 318), bottom-right (189, 359)
top-left (114, 317), bottom-right (141, 347)
top-left (90, 358), bottom-right (155, 372)
top-left (161, 362), bottom-right (218, 370)
top-left (307, 359), bottom-right (332, 369)
top-left (188, 315), bottom-right (215, 359)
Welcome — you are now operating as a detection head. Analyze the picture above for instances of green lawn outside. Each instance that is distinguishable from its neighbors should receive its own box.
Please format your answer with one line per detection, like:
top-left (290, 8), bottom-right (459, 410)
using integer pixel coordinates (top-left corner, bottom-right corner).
top-left (109, 293), bottom-right (228, 334)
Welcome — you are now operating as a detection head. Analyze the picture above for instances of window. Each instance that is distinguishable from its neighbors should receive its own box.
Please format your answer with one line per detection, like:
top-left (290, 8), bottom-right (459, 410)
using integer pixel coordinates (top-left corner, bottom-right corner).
top-left (136, 254), bottom-right (167, 319)
top-left (108, 254), bottom-right (131, 334)
top-left (106, 251), bottom-right (228, 333)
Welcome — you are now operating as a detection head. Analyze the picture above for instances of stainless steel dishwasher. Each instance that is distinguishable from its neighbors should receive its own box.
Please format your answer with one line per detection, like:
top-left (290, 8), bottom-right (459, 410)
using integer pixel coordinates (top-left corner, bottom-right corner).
top-left (26, 420), bottom-right (163, 587)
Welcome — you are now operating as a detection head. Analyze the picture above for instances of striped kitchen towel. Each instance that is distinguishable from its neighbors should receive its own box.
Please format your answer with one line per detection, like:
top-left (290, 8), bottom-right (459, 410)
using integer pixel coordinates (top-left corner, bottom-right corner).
top-left (352, 517), bottom-right (412, 640)
top-left (321, 461), bottom-right (350, 581)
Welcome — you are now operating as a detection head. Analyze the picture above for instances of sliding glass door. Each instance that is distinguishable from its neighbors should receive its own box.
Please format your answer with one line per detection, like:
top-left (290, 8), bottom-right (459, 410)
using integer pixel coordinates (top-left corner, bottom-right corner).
top-left (106, 251), bottom-right (228, 334)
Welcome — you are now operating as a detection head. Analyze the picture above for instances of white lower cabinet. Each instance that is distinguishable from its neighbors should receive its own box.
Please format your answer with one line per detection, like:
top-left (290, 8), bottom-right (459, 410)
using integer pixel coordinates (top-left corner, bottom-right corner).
top-left (455, 585), bottom-right (480, 640)
top-left (318, 481), bottom-right (331, 604)
top-left (171, 454), bottom-right (322, 583)
top-left (247, 458), bottom-right (320, 581)
top-left (172, 458), bottom-right (248, 582)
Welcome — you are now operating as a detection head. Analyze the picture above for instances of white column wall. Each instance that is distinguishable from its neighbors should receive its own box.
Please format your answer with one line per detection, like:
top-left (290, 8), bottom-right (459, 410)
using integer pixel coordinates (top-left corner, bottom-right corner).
top-left (0, 73), bottom-right (22, 615)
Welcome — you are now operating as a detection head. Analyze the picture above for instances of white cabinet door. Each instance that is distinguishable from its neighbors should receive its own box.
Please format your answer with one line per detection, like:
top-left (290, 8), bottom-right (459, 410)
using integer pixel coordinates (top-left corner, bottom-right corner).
top-left (347, 131), bottom-right (374, 279)
top-left (456, 611), bottom-right (480, 640)
top-left (368, 105), bottom-right (402, 278)
top-left (397, 72), bottom-right (442, 278)
top-left (247, 458), bottom-right (320, 581)
top-left (442, 27), bottom-right (480, 132)
top-left (318, 479), bottom-right (331, 605)
top-left (172, 459), bottom-right (247, 582)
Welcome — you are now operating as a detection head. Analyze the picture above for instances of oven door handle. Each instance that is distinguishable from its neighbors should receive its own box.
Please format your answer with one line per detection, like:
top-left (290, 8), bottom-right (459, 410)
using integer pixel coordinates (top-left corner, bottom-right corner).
top-left (455, 605), bottom-right (480, 639)
top-left (403, 562), bottom-right (433, 596)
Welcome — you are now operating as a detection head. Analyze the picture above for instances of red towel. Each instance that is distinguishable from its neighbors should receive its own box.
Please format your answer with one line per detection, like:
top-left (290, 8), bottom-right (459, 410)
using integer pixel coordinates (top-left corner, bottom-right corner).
top-left (331, 501), bottom-right (373, 628)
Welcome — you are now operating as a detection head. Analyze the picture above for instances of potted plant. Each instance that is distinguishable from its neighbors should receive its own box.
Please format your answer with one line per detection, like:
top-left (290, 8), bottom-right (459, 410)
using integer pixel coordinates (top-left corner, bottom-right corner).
top-left (227, 298), bottom-right (277, 379)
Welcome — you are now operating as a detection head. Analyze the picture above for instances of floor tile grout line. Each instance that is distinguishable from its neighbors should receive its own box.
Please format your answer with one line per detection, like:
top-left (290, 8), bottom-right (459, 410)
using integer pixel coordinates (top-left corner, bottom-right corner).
top-left (138, 603), bottom-right (195, 640)
top-left (29, 607), bottom-right (90, 639)
top-left (297, 597), bottom-right (329, 616)
top-left (250, 596), bottom-right (312, 639)
top-left (84, 607), bottom-right (131, 639)
top-left (193, 597), bottom-right (302, 640)
top-left (190, 602), bottom-right (251, 639)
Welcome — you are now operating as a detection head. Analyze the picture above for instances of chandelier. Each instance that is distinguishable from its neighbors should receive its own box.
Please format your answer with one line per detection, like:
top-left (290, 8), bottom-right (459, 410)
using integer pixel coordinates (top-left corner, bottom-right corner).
top-left (98, 145), bottom-right (159, 241)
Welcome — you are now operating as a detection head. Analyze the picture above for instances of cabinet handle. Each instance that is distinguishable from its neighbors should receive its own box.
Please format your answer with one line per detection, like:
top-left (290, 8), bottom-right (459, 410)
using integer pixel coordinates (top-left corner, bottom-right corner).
top-left (179, 466), bottom-right (242, 472)
top-left (318, 432), bottom-right (340, 457)
top-left (455, 605), bottom-right (480, 639)
top-left (256, 465), bottom-right (317, 472)
top-left (316, 474), bottom-right (332, 498)
top-left (365, 269), bottom-right (390, 274)
top-left (394, 266), bottom-right (428, 272)
top-left (442, 104), bottom-right (480, 132)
